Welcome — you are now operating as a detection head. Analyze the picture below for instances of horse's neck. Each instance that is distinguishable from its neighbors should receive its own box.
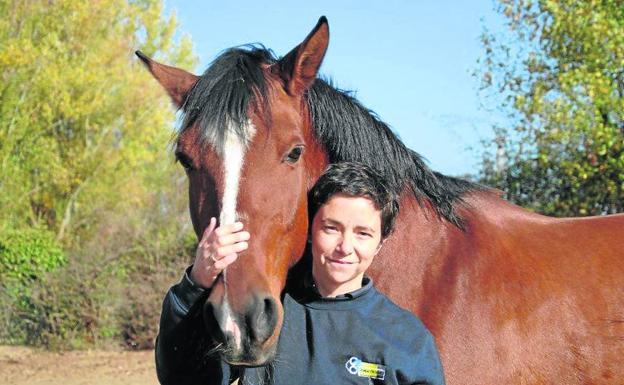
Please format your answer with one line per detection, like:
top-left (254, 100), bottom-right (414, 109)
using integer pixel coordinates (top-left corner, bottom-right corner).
top-left (368, 193), bottom-right (463, 309)
top-left (367, 190), bottom-right (547, 317)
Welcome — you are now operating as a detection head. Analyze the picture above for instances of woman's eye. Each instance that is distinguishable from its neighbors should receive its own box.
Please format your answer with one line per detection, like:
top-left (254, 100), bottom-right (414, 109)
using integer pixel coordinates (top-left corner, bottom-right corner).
top-left (285, 146), bottom-right (303, 163)
top-left (323, 226), bottom-right (338, 233)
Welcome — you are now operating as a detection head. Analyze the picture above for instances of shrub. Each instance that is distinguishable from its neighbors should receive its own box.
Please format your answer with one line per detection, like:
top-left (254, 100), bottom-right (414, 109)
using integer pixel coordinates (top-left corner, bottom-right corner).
top-left (0, 228), bottom-right (66, 344)
top-left (0, 227), bottom-right (66, 289)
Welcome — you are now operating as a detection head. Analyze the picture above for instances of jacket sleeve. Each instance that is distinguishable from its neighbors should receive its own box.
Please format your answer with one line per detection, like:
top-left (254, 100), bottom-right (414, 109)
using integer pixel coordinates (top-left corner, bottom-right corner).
top-left (155, 266), bottom-right (237, 385)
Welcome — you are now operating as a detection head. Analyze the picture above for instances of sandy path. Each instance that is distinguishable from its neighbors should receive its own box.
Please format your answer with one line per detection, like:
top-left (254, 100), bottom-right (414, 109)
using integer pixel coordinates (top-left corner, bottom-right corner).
top-left (0, 346), bottom-right (158, 385)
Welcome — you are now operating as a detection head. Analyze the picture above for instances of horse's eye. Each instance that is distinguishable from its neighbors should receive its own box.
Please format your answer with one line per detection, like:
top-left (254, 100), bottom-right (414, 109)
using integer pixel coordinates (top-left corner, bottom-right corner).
top-left (175, 152), bottom-right (194, 171)
top-left (285, 146), bottom-right (303, 163)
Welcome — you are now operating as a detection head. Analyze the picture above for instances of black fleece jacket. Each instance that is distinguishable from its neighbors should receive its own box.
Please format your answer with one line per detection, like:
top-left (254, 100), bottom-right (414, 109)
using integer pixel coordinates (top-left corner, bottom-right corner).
top-left (156, 268), bottom-right (445, 385)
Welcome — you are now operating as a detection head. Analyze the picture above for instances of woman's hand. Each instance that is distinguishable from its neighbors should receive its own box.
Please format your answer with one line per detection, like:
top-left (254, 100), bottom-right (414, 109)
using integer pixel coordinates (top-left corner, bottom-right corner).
top-left (189, 217), bottom-right (250, 289)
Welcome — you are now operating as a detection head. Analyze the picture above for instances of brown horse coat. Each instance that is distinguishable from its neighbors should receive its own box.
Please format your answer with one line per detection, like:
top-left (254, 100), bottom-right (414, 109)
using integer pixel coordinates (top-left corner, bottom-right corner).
top-left (372, 192), bottom-right (624, 383)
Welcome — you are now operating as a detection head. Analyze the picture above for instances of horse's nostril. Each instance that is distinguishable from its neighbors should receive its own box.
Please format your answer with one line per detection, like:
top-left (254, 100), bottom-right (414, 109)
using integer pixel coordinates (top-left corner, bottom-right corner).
top-left (247, 295), bottom-right (278, 344)
top-left (263, 298), bottom-right (274, 319)
top-left (262, 296), bottom-right (278, 329)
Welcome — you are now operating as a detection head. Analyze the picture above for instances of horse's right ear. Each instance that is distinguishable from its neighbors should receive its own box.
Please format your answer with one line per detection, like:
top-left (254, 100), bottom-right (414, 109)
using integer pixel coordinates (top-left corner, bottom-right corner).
top-left (274, 16), bottom-right (329, 95)
top-left (135, 51), bottom-right (199, 108)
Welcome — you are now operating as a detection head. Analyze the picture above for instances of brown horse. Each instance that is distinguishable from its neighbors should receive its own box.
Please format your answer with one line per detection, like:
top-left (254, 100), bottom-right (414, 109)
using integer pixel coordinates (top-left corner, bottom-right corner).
top-left (138, 17), bottom-right (624, 384)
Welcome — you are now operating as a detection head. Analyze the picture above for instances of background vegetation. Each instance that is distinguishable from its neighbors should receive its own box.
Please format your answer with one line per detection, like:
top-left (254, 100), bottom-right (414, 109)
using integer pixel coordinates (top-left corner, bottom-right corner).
top-left (477, 0), bottom-right (624, 216)
top-left (0, 0), bottom-right (197, 349)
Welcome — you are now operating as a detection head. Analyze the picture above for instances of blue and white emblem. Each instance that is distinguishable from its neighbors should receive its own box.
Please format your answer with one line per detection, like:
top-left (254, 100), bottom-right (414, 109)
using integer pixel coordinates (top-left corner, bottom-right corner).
top-left (345, 356), bottom-right (362, 374)
top-left (345, 356), bottom-right (386, 380)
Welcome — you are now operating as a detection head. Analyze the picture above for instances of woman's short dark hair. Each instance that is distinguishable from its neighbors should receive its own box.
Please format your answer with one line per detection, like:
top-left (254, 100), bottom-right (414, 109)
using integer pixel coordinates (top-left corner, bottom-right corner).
top-left (309, 162), bottom-right (399, 239)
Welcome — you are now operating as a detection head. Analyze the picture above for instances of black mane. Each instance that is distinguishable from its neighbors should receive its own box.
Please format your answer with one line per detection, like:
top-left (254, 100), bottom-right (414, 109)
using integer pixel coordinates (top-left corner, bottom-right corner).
top-left (181, 45), bottom-right (276, 148)
top-left (180, 46), bottom-right (482, 227)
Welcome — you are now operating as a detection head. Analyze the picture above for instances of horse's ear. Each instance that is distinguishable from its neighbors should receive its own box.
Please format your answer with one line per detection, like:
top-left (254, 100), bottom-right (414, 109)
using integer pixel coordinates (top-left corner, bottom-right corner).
top-left (135, 51), bottom-right (199, 108)
top-left (274, 16), bottom-right (329, 95)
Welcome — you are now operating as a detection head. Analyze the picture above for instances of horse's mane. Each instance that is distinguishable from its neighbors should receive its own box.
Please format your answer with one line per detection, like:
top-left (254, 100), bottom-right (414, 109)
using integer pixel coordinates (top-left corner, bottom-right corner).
top-left (179, 46), bottom-right (483, 227)
top-left (306, 80), bottom-right (482, 227)
top-left (180, 45), bottom-right (275, 148)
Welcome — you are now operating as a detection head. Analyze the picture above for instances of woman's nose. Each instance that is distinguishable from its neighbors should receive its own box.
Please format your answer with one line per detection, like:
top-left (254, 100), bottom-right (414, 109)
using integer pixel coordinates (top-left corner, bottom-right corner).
top-left (337, 233), bottom-right (355, 255)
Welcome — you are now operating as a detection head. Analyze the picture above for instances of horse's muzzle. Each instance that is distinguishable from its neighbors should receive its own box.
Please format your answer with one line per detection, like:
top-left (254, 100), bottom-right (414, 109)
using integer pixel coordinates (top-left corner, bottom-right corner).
top-left (204, 291), bottom-right (280, 366)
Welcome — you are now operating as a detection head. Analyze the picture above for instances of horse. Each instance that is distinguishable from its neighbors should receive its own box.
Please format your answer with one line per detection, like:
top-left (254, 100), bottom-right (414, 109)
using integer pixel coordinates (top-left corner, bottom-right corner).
top-left (137, 17), bottom-right (624, 384)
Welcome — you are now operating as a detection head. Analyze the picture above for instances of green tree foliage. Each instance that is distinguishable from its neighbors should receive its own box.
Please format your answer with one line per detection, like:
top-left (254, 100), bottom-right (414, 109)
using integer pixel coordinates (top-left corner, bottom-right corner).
top-left (477, 0), bottom-right (624, 216)
top-left (0, 0), bottom-right (197, 348)
top-left (0, 0), bottom-right (194, 237)
top-left (0, 229), bottom-right (65, 284)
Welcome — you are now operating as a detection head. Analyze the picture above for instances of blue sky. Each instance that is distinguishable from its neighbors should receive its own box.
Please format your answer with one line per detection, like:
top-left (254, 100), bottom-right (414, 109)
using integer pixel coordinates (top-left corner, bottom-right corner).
top-left (163, 1), bottom-right (506, 176)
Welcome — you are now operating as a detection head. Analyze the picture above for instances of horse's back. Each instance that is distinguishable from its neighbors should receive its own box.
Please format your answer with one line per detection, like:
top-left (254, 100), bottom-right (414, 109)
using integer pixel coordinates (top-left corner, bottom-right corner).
top-left (379, 193), bottom-right (624, 384)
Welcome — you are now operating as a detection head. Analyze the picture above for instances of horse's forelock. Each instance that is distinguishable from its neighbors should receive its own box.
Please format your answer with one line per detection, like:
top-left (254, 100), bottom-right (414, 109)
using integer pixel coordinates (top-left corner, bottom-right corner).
top-left (178, 46), bottom-right (276, 152)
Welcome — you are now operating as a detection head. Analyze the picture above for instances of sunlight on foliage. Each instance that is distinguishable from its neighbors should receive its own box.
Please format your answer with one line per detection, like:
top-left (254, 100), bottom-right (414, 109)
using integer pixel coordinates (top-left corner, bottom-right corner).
top-left (477, 0), bottom-right (624, 216)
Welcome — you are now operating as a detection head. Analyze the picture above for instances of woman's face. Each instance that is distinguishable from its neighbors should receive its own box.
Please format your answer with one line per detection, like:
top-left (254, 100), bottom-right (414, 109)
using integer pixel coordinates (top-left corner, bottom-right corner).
top-left (310, 194), bottom-right (383, 297)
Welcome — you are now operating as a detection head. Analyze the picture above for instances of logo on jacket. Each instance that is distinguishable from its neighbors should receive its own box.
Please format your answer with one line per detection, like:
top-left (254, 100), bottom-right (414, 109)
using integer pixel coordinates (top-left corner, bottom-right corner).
top-left (345, 356), bottom-right (386, 380)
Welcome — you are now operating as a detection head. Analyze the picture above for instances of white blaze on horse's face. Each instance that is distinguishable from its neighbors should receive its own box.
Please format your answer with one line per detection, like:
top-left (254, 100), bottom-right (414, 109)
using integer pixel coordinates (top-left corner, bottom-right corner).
top-left (219, 120), bottom-right (256, 227)
top-left (223, 302), bottom-right (242, 351)
top-left (218, 120), bottom-right (256, 352)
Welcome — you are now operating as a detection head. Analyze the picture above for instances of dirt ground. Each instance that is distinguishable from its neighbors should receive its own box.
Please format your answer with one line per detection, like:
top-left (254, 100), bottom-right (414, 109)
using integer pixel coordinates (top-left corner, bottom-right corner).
top-left (0, 345), bottom-right (158, 385)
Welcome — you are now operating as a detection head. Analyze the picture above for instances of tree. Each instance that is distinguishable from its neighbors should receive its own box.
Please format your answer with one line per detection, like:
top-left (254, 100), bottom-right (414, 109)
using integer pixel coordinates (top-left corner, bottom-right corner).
top-left (0, 0), bottom-right (197, 347)
top-left (0, 0), bottom-right (195, 238)
top-left (477, 0), bottom-right (624, 216)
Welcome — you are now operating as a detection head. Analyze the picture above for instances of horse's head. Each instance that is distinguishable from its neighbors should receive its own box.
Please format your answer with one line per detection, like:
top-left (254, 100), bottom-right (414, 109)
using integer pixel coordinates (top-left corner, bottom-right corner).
top-left (138, 18), bottom-right (330, 365)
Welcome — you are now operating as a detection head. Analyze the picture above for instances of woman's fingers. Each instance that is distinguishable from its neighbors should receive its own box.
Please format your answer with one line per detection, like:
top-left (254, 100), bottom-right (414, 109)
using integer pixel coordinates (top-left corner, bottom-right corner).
top-left (190, 220), bottom-right (249, 288)
top-left (199, 217), bottom-right (217, 246)
top-left (213, 221), bottom-right (244, 237)
top-left (212, 253), bottom-right (239, 270)
top-left (213, 241), bottom-right (249, 260)
top-left (213, 230), bottom-right (250, 250)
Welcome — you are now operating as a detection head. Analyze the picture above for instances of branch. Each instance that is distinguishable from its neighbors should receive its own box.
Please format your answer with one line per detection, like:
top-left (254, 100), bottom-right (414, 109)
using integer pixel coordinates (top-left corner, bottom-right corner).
top-left (56, 180), bottom-right (86, 242)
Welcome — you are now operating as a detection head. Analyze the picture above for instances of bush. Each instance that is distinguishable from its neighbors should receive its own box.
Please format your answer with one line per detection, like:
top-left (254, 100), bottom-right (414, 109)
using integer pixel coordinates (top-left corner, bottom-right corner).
top-left (9, 229), bottom-right (195, 350)
top-left (0, 228), bottom-right (66, 344)
top-left (119, 264), bottom-right (185, 350)
top-left (21, 261), bottom-right (114, 348)
top-left (0, 228), bottom-right (66, 290)
top-left (0, 175), bottom-right (196, 350)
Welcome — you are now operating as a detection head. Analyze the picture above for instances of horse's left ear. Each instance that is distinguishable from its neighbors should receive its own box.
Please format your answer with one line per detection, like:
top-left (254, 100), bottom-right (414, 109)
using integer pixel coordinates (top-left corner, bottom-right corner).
top-left (274, 16), bottom-right (329, 95)
top-left (135, 51), bottom-right (199, 108)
